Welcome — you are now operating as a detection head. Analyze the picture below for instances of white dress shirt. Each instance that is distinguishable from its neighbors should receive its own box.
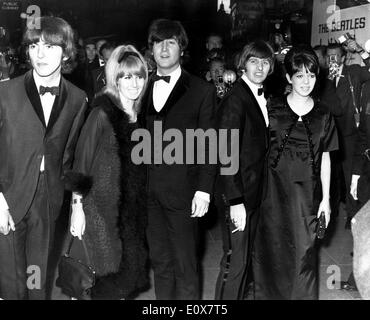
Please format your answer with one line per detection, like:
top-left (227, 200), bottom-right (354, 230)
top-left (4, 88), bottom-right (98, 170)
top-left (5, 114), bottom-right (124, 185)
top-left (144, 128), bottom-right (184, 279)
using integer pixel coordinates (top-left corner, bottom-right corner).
top-left (241, 74), bottom-right (269, 126)
top-left (153, 65), bottom-right (182, 112)
top-left (33, 70), bottom-right (60, 172)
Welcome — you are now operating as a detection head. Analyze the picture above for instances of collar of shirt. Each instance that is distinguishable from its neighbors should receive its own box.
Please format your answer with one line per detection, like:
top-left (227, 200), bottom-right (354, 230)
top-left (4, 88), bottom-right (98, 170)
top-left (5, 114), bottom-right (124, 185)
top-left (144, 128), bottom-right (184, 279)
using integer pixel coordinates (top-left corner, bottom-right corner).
top-left (153, 65), bottom-right (182, 112)
top-left (241, 73), bottom-right (263, 98)
top-left (155, 65), bottom-right (182, 86)
top-left (241, 73), bottom-right (269, 126)
top-left (33, 70), bottom-right (61, 94)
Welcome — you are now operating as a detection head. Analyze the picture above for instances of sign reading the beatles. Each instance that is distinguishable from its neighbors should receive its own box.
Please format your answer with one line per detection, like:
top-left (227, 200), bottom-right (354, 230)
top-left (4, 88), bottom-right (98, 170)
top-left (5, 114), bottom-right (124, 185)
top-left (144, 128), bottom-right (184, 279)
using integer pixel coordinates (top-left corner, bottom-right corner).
top-left (311, 0), bottom-right (370, 47)
top-left (1, 0), bottom-right (20, 10)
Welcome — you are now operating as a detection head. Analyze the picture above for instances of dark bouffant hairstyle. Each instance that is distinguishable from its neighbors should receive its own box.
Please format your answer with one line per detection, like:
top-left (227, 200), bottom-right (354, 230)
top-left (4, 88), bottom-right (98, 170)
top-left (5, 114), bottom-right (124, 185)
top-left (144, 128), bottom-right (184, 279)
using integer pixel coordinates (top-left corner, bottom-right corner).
top-left (148, 19), bottom-right (188, 51)
top-left (284, 45), bottom-right (320, 77)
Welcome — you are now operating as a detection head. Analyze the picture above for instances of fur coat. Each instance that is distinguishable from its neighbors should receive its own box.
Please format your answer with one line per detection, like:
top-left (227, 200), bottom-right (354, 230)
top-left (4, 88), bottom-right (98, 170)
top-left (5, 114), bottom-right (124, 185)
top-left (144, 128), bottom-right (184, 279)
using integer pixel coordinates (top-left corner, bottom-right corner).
top-left (64, 93), bottom-right (148, 299)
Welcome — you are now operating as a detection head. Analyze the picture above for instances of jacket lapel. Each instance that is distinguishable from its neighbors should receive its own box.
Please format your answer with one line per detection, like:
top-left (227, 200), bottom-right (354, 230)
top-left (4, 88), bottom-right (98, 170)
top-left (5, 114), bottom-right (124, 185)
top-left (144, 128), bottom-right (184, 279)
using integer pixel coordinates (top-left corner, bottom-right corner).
top-left (146, 69), bottom-right (189, 116)
top-left (46, 77), bottom-right (68, 134)
top-left (24, 71), bottom-right (46, 128)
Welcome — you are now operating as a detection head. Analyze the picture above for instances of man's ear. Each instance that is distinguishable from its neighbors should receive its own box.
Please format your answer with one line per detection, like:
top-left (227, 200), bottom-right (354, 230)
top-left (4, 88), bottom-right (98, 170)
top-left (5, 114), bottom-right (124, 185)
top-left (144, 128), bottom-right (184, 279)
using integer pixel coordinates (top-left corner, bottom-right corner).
top-left (286, 73), bottom-right (292, 84)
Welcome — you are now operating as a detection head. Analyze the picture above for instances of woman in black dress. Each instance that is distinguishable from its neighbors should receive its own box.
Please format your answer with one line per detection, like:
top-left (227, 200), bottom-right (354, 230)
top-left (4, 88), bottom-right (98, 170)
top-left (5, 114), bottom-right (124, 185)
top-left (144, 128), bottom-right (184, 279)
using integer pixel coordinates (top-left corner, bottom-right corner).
top-left (253, 46), bottom-right (338, 299)
top-left (65, 45), bottom-right (149, 299)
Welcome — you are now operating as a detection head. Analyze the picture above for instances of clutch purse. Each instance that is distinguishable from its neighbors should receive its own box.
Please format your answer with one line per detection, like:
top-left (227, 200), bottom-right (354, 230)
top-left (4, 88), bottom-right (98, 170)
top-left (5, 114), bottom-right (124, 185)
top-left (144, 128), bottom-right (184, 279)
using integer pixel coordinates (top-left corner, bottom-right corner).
top-left (316, 211), bottom-right (326, 239)
top-left (56, 236), bottom-right (96, 300)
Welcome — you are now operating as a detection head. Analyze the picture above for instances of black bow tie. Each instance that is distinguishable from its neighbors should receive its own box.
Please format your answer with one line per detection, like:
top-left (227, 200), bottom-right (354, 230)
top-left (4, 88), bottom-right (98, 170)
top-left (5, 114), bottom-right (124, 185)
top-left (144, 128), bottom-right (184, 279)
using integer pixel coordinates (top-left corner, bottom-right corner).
top-left (39, 85), bottom-right (60, 96)
top-left (257, 87), bottom-right (264, 96)
top-left (153, 74), bottom-right (171, 83)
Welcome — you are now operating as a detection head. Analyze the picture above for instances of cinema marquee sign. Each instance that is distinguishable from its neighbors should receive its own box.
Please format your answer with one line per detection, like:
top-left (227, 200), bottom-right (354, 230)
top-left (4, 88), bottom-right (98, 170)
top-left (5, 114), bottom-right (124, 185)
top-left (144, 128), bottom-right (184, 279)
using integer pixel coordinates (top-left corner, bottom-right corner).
top-left (311, 0), bottom-right (370, 47)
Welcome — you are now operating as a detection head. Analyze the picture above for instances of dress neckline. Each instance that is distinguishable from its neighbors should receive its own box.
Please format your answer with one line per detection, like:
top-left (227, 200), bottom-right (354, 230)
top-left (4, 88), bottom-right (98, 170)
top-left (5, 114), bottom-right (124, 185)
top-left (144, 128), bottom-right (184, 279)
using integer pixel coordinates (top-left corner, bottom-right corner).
top-left (285, 95), bottom-right (315, 119)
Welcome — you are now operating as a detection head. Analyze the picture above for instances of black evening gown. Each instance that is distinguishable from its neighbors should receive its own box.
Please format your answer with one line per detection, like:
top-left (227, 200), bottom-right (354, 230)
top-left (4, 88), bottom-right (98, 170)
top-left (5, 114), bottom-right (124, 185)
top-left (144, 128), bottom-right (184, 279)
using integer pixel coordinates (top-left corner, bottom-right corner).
top-left (253, 97), bottom-right (338, 300)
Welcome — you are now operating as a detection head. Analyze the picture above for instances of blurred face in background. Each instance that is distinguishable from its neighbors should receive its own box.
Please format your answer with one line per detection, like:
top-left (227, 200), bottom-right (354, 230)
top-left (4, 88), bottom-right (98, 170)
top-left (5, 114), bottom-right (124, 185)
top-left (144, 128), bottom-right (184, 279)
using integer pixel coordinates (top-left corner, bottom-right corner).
top-left (313, 49), bottom-right (327, 69)
top-left (206, 35), bottom-right (223, 51)
top-left (85, 44), bottom-right (97, 62)
top-left (326, 47), bottom-right (345, 67)
top-left (96, 39), bottom-right (107, 58)
top-left (101, 48), bottom-right (114, 63)
top-left (209, 60), bottom-right (225, 83)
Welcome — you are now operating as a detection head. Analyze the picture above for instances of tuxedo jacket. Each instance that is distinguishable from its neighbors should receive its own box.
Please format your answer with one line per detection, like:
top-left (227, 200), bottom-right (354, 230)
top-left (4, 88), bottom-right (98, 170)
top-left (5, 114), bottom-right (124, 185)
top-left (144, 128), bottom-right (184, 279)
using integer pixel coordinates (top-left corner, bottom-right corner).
top-left (217, 78), bottom-right (270, 210)
top-left (141, 69), bottom-right (217, 201)
top-left (335, 64), bottom-right (370, 138)
top-left (0, 70), bottom-right (88, 224)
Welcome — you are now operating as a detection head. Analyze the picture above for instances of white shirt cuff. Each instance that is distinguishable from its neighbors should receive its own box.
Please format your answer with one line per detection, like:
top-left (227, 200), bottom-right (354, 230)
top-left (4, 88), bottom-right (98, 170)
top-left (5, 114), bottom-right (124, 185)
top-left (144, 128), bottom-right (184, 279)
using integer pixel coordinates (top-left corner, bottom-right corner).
top-left (0, 192), bottom-right (9, 211)
top-left (195, 191), bottom-right (210, 203)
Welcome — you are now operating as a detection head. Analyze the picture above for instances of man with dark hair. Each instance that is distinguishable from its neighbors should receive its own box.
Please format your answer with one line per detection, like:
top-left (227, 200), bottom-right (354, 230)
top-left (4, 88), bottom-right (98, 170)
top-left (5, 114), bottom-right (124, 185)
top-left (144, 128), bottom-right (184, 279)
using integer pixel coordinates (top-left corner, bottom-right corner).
top-left (142, 18), bottom-right (217, 300)
top-left (0, 16), bottom-right (87, 300)
top-left (215, 40), bottom-right (274, 300)
top-left (326, 43), bottom-right (370, 228)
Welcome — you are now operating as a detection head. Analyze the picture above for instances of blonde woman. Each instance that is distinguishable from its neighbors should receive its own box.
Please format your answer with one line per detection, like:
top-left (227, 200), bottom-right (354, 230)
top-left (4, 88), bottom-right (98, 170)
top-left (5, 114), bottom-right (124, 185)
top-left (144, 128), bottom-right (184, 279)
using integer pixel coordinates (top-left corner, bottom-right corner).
top-left (65, 45), bottom-right (148, 300)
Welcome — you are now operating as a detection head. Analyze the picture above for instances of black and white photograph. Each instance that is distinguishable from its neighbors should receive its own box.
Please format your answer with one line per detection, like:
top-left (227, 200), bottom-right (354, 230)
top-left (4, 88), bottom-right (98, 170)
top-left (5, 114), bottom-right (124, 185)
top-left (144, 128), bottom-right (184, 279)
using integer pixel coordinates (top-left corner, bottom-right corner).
top-left (1, 0), bottom-right (370, 307)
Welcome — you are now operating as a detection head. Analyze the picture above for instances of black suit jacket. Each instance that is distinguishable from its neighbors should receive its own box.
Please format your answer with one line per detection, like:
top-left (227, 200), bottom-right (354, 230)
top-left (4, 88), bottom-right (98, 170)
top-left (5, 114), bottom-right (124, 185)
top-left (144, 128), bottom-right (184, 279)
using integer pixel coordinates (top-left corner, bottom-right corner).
top-left (141, 69), bottom-right (217, 201)
top-left (217, 78), bottom-right (270, 210)
top-left (335, 64), bottom-right (370, 137)
top-left (0, 70), bottom-right (87, 223)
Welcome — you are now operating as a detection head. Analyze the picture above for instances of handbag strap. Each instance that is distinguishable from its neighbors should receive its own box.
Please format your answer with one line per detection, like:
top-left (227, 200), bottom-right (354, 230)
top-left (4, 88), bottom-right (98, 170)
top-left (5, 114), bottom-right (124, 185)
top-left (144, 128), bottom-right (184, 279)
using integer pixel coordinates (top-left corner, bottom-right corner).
top-left (66, 236), bottom-right (93, 266)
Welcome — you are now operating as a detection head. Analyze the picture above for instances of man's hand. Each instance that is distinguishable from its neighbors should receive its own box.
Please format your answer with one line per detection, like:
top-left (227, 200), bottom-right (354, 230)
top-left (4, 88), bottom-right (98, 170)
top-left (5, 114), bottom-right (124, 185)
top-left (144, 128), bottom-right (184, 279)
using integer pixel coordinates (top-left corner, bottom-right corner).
top-left (70, 205), bottom-right (85, 240)
top-left (191, 195), bottom-right (209, 218)
top-left (350, 174), bottom-right (360, 201)
top-left (230, 203), bottom-right (246, 232)
top-left (0, 209), bottom-right (15, 235)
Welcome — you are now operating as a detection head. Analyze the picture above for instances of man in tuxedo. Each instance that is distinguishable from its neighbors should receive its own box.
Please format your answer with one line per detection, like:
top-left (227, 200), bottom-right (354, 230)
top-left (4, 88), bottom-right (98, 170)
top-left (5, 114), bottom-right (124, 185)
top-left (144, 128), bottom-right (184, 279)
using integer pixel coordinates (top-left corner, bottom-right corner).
top-left (214, 41), bottom-right (274, 300)
top-left (142, 19), bottom-right (217, 300)
top-left (326, 43), bottom-right (370, 227)
top-left (0, 16), bottom-right (87, 299)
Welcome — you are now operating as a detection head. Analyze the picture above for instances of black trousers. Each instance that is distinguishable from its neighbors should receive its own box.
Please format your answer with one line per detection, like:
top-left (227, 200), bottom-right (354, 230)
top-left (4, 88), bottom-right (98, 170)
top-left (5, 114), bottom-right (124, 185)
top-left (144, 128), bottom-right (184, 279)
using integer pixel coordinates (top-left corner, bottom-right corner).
top-left (0, 173), bottom-right (55, 300)
top-left (146, 178), bottom-right (200, 300)
top-left (215, 199), bottom-right (258, 300)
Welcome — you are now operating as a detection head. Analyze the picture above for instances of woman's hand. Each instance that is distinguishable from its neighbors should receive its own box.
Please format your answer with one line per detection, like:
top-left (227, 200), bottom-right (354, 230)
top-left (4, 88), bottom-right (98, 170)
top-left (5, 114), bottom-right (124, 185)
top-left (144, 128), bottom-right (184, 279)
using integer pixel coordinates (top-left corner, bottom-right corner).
top-left (317, 198), bottom-right (331, 228)
top-left (70, 204), bottom-right (85, 240)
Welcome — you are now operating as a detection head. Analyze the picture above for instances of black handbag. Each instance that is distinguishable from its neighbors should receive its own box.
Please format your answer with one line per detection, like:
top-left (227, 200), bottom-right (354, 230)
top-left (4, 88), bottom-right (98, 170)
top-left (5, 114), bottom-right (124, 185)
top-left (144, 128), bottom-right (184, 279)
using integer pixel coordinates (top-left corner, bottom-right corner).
top-left (56, 236), bottom-right (96, 300)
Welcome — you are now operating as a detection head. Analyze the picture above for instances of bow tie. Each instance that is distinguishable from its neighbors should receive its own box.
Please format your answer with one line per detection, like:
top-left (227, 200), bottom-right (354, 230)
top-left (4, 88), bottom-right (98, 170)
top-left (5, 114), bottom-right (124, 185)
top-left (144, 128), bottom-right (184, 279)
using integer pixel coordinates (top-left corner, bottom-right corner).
top-left (153, 74), bottom-right (171, 83)
top-left (257, 87), bottom-right (264, 96)
top-left (39, 85), bottom-right (60, 96)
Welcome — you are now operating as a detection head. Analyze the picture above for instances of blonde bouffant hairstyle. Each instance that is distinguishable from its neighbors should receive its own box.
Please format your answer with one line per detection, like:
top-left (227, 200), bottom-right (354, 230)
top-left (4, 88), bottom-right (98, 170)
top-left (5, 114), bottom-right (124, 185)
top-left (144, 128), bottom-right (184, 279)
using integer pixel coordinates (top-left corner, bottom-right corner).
top-left (104, 44), bottom-right (148, 113)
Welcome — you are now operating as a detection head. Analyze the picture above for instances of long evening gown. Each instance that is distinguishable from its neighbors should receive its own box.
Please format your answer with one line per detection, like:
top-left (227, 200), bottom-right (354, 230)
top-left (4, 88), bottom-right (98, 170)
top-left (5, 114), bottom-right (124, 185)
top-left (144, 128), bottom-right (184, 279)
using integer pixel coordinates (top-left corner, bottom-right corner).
top-left (253, 96), bottom-right (338, 300)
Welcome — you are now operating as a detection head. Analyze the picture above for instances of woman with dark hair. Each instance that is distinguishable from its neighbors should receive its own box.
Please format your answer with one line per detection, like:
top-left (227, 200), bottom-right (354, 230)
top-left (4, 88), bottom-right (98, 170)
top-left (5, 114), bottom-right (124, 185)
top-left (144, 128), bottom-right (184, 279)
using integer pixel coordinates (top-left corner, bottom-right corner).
top-left (252, 46), bottom-right (338, 299)
top-left (65, 44), bottom-right (149, 300)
